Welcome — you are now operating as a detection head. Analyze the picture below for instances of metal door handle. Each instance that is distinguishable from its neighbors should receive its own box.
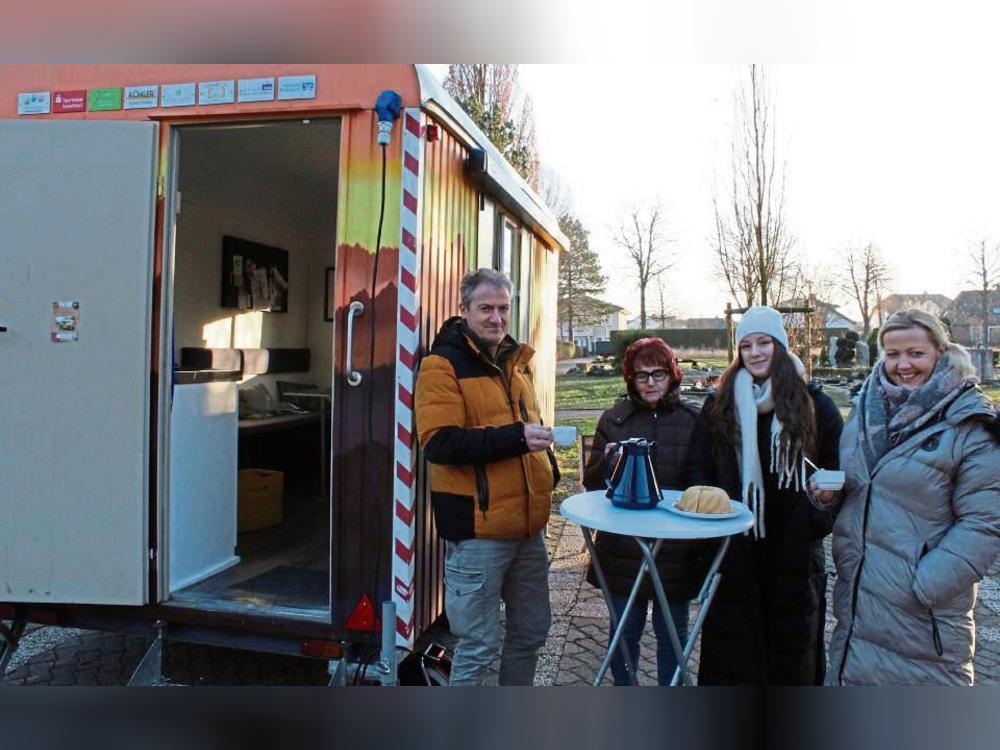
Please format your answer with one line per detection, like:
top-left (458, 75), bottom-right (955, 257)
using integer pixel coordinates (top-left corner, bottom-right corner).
top-left (345, 301), bottom-right (365, 387)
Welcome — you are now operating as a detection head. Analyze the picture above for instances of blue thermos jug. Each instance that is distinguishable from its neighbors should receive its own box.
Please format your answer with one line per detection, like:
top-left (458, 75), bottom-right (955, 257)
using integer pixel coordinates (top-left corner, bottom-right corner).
top-left (604, 438), bottom-right (661, 510)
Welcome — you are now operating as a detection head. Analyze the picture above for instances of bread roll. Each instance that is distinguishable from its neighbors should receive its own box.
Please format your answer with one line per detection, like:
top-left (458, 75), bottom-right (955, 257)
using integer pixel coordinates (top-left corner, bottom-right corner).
top-left (677, 486), bottom-right (732, 514)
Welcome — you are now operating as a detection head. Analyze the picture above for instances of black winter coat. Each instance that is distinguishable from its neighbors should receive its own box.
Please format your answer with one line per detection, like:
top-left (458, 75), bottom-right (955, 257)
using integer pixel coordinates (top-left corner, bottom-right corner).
top-left (583, 393), bottom-right (711, 600)
top-left (684, 383), bottom-right (843, 686)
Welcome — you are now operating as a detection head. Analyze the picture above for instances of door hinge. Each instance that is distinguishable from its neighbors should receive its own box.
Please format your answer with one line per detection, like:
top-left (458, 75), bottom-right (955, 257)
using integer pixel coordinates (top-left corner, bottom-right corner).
top-left (174, 190), bottom-right (182, 216)
top-left (149, 548), bottom-right (156, 561)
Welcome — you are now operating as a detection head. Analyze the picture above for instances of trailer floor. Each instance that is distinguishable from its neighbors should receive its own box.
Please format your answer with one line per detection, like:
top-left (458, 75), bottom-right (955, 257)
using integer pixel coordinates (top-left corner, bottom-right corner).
top-left (169, 488), bottom-right (329, 615)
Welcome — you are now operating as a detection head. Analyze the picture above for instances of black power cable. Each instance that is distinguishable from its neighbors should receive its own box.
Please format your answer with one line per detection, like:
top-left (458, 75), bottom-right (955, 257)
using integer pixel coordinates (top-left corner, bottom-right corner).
top-left (362, 141), bottom-right (389, 669)
top-left (352, 90), bottom-right (403, 684)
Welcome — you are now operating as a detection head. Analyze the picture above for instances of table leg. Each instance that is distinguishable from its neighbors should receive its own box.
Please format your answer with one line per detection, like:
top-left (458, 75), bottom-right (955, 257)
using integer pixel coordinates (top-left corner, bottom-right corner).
top-left (667, 535), bottom-right (731, 687)
top-left (580, 526), bottom-right (642, 686)
top-left (636, 539), bottom-right (692, 686)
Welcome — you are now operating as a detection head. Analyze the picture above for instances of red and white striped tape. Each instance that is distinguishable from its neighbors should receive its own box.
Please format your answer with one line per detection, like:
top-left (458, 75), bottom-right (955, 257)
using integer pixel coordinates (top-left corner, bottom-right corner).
top-left (392, 108), bottom-right (423, 646)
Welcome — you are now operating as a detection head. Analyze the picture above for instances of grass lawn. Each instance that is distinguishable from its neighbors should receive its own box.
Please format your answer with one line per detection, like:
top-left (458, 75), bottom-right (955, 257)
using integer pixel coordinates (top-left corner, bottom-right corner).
top-left (983, 385), bottom-right (999, 405)
top-left (554, 374), bottom-right (626, 410)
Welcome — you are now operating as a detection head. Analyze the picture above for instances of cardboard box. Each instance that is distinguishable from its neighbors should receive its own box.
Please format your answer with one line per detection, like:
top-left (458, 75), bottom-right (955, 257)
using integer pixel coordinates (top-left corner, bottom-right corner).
top-left (238, 469), bottom-right (284, 533)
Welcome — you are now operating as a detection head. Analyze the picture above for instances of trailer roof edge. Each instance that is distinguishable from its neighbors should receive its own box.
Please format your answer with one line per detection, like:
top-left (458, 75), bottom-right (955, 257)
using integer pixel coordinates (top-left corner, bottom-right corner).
top-left (414, 65), bottom-right (568, 253)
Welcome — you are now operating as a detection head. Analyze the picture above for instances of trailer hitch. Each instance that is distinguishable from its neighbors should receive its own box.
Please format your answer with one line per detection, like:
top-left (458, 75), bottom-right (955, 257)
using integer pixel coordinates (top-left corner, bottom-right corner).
top-left (327, 601), bottom-right (399, 687)
top-left (127, 620), bottom-right (167, 686)
top-left (0, 618), bottom-right (27, 676)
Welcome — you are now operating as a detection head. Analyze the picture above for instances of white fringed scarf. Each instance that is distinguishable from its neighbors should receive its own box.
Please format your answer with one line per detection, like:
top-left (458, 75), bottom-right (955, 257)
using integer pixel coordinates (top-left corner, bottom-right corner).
top-left (733, 353), bottom-right (808, 539)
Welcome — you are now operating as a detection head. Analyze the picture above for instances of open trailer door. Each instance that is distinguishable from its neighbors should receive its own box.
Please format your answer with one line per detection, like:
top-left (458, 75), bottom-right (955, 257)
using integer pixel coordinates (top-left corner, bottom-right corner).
top-left (0, 120), bottom-right (158, 605)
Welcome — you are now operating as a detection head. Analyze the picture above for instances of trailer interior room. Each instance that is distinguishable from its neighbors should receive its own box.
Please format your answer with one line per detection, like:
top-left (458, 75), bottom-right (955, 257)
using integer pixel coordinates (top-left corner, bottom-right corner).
top-left (167, 118), bottom-right (341, 621)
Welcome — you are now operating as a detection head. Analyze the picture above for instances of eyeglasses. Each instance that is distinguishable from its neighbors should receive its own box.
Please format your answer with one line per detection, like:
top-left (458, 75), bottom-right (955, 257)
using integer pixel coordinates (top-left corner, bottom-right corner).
top-left (633, 369), bottom-right (668, 383)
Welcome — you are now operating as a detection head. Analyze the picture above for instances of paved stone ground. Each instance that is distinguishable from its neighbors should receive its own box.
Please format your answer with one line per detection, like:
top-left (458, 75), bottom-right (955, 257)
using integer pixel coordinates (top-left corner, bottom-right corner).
top-left (4, 508), bottom-right (999, 686)
top-left (537, 512), bottom-right (697, 686)
top-left (1, 626), bottom-right (331, 686)
top-left (539, 510), bottom-right (1000, 686)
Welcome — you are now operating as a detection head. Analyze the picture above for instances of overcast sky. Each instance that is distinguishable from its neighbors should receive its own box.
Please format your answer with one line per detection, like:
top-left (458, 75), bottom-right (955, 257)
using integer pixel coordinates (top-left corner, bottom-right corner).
top-left (429, 64), bottom-right (1000, 321)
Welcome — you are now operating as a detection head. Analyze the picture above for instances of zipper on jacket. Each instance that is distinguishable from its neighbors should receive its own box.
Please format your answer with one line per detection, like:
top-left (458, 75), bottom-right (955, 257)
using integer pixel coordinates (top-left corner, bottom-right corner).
top-left (471, 336), bottom-right (514, 409)
top-left (474, 464), bottom-right (490, 519)
top-left (496, 348), bottom-right (534, 536)
top-left (517, 396), bottom-right (534, 535)
top-left (652, 409), bottom-right (660, 465)
top-left (500, 370), bottom-right (514, 408)
top-left (839, 484), bottom-right (873, 685)
top-left (919, 541), bottom-right (944, 657)
top-left (493, 347), bottom-right (516, 409)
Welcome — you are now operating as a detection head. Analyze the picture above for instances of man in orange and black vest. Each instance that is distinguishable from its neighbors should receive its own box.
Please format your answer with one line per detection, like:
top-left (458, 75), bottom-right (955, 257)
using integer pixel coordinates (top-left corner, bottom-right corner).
top-left (415, 268), bottom-right (559, 686)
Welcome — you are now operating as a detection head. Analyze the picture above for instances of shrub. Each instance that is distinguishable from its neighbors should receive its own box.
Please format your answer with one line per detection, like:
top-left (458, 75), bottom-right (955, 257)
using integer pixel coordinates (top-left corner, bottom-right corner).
top-left (834, 334), bottom-right (857, 367)
top-left (867, 328), bottom-right (879, 358)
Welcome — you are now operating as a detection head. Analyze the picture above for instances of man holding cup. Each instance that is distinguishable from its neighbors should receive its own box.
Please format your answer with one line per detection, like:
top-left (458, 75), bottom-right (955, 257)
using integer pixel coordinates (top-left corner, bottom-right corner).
top-left (415, 269), bottom-right (560, 685)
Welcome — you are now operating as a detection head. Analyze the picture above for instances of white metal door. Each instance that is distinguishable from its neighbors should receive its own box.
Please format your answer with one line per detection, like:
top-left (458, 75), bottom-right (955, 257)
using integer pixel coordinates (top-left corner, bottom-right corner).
top-left (0, 120), bottom-right (158, 605)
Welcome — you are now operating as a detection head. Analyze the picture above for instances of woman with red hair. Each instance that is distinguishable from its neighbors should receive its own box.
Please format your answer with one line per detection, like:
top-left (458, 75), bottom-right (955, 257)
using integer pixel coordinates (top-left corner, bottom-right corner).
top-left (582, 337), bottom-right (708, 685)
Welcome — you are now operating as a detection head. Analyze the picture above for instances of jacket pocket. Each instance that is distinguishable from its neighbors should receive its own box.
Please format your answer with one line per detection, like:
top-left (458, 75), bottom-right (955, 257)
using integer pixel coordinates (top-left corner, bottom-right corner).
top-left (473, 464), bottom-right (490, 518)
top-left (918, 541), bottom-right (945, 657)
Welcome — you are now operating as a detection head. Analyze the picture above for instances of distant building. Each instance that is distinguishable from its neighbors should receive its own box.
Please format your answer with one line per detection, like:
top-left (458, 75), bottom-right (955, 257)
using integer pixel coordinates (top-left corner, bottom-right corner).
top-left (559, 299), bottom-right (628, 355)
top-left (876, 293), bottom-right (952, 324)
top-left (942, 289), bottom-right (1000, 347)
top-left (778, 298), bottom-right (860, 338)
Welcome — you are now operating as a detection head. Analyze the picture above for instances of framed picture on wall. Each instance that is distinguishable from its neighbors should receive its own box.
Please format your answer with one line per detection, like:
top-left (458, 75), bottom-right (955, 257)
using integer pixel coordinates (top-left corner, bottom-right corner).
top-left (324, 267), bottom-right (335, 322)
top-left (220, 235), bottom-right (289, 313)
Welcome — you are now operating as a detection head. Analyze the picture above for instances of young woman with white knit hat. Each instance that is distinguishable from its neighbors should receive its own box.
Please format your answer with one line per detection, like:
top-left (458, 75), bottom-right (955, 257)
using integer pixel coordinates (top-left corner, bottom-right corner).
top-left (684, 305), bottom-right (844, 685)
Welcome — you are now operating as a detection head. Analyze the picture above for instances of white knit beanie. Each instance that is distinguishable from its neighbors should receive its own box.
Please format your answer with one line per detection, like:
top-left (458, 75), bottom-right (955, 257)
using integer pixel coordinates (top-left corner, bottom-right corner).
top-left (735, 306), bottom-right (789, 351)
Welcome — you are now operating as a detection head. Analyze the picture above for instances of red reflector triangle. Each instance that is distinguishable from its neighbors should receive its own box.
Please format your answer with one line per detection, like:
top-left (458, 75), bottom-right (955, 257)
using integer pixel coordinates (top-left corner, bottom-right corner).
top-left (345, 594), bottom-right (382, 632)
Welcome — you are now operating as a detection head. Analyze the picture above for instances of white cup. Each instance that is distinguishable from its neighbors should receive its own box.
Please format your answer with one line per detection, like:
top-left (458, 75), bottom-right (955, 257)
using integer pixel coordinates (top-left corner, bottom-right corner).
top-left (812, 469), bottom-right (845, 491)
top-left (552, 425), bottom-right (577, 448)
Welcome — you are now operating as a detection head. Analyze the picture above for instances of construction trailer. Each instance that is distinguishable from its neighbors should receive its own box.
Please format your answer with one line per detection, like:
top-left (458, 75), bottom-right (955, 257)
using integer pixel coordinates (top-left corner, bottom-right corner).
top-left (0, 64), bottom-right (565, 681)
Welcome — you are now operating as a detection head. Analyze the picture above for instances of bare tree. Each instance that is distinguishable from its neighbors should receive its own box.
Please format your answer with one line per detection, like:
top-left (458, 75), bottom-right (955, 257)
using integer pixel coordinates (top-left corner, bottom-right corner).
top-left (712, 65), bottom-right (797, 307)
top-left (444, 64), bottom-right (539, 188)
top-left (840, 243), bottom-right (892, 337)
top-left (538, 165), bottom-right (573, 217)
top-left (774, 261), bottom-right (844, 358)
top-left (796, 261), bottom-right (841, 307)
top-left (654, 279), bottom-right (672, 328)
top-left (873, 274), bottom-right (887, 328)
top-left (614, 202), bottom-right (674, 329)
top-left (967, 237), bottom-right (1000, 348)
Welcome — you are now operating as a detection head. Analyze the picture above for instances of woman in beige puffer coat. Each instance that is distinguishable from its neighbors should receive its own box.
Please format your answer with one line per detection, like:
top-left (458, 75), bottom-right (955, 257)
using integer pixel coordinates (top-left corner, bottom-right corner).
top-left (826, 311), bottom-right (1000, 685)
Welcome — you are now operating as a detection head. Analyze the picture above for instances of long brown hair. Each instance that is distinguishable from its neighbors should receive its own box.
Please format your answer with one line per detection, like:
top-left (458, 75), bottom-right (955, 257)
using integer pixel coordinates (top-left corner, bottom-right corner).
top-left (710, 341), bottom-right (816, 461)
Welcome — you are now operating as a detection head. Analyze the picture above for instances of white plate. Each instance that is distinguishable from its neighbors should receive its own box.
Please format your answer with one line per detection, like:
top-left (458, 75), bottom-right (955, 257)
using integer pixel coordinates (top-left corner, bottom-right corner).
top-left (658, 495), bottom-right (742, 521)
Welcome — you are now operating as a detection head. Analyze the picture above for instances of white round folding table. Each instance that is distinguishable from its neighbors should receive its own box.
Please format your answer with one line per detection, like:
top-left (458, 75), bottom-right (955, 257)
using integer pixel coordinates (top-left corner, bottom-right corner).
top-left (560, 489), bottom-right (753, 686)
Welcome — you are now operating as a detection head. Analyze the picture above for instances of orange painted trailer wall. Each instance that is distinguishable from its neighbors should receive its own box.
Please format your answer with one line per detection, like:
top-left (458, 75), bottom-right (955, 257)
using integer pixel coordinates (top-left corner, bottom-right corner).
top-left (0, 64), bottom-right (562, 646)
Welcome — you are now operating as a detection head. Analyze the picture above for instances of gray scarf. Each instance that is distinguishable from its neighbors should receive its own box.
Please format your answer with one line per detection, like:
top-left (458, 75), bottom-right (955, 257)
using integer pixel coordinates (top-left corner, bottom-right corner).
top-left (860, 349), bottom-right (977, 469)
